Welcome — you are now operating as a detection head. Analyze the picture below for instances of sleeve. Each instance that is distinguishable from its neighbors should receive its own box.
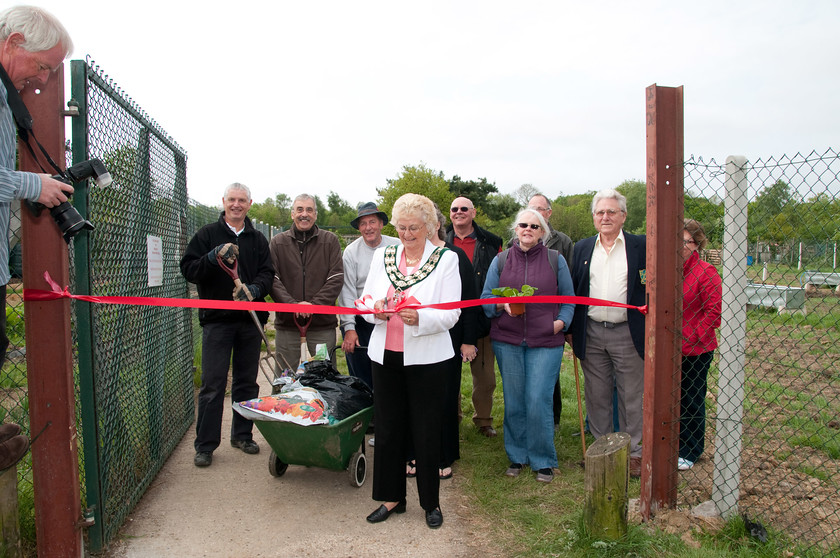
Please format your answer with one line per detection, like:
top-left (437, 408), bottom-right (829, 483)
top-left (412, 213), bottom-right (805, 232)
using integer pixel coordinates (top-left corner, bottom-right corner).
top-left (699, 264), bottom-right (723, 333)
top-left (179, 227), bottom-right (213, 284)
top-left (360, 248), bottom-right (387, 325)
top-left (457, 250), bottom-right (481, 346)
top-left (480, 255), bottom-right (502, 318)
top-left (308, 233), bottom-right (344, 306)
top-left (554, 255), bottom-right (576, 331)
top-left (338, 247), bottom-right (358, 330)
top-left (0, 167), bottom-right (41, 203)
top-left (414, 251), bottom-right (461, 336)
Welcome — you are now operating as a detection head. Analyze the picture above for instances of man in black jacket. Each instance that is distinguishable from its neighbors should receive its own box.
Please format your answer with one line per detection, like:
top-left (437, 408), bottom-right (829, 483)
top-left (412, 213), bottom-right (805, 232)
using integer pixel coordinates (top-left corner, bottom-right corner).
top-left (180, 183), bottom-right (274, 468)
top-left (445, 196), bottom-right (502, 437)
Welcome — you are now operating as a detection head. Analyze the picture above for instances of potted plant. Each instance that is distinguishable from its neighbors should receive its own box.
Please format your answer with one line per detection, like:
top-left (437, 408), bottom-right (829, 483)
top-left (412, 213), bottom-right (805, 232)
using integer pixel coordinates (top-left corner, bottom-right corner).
top-left (491, 284), bottom-right (537, 315)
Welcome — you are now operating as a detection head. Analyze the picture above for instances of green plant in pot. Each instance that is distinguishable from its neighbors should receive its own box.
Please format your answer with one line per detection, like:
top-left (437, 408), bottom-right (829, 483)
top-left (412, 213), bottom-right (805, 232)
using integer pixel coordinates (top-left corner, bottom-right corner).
top-left (491, 284), bottom-right (537, 315)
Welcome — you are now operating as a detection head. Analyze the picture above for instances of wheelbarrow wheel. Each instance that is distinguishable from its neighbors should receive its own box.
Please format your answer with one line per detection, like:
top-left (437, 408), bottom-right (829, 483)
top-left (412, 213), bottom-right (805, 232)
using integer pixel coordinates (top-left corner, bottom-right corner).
top-left (268, 451), bottom-right (288, 478)
top-left (348, 450), bottom-right (367, 487)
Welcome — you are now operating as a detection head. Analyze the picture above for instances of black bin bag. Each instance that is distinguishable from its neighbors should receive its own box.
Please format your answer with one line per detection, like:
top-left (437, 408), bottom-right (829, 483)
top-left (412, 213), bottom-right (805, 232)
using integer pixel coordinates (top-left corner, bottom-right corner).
top-left (297, 360), bottom-right (374, 421)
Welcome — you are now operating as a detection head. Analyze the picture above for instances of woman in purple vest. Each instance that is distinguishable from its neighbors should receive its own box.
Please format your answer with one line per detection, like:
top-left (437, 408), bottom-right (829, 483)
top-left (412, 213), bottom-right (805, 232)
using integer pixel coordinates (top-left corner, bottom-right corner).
top-left (480, 208), bottom-right (575, 483)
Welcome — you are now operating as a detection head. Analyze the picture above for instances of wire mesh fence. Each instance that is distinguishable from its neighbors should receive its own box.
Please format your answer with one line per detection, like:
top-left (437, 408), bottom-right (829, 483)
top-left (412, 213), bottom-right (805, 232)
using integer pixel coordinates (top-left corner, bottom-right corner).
top-left (678, 149), bottom-right (840, 555)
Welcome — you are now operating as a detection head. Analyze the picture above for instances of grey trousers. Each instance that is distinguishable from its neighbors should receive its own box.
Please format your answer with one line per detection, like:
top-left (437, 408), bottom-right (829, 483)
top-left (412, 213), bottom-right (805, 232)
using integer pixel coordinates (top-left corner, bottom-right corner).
top-left (579, 318), bottom-right (644, 457)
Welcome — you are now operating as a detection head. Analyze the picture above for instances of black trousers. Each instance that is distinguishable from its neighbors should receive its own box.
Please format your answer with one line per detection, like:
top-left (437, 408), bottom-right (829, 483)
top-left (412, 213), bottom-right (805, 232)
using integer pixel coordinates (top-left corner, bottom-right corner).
top-left (343, 317), bottom-right (375, 389)
top-left (439, 353), bottom-right (462, 468)
top-left (371, 350), bottom-right (445, 512)
top-left (195, 320), bottom-right (262, 453)
top-left (680, 351), bottom-right (713, 462)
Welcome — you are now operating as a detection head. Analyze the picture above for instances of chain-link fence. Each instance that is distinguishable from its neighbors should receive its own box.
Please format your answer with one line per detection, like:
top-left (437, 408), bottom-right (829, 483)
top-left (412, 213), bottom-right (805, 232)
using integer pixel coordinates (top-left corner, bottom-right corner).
top-left (677, 149), bottom-right (840, 554)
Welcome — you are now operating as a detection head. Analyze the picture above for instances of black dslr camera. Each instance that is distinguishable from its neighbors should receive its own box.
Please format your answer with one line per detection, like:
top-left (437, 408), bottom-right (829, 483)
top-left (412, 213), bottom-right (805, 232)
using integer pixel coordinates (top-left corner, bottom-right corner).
top-left (26, 158), bottom-right (112, 243)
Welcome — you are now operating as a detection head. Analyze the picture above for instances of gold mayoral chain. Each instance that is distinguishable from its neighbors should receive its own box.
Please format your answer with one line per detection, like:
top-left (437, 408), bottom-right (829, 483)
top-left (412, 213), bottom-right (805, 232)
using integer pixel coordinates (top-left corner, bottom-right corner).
top-left (384, 245), bottom-right (447, 298)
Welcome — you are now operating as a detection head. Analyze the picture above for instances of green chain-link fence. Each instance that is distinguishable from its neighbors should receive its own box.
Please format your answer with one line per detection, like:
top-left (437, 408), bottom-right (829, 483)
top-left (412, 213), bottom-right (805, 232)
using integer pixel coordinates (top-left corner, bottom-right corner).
top-left (675, 149), bottom-right (840, 555)
top-left (67, 57), bottom-right (199, 550)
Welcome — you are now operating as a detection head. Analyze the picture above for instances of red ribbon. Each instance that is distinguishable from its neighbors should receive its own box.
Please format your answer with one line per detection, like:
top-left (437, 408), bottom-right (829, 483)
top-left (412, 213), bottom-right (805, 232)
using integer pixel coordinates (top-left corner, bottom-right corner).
top-left (23, 271), bottom-right (647, 316)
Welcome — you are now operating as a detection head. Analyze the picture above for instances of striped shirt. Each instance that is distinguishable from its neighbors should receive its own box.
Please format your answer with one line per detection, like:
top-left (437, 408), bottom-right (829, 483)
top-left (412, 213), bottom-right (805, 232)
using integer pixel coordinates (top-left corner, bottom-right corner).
top-left (1, 79), bottom-right (42, 285)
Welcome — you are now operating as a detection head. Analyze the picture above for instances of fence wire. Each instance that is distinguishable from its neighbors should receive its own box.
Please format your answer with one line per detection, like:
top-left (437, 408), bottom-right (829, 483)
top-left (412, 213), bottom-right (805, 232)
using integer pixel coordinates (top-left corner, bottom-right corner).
top-left (679, 149), bottom-right (840, 555)
top-left (67, 58), bottom-right (201, 550)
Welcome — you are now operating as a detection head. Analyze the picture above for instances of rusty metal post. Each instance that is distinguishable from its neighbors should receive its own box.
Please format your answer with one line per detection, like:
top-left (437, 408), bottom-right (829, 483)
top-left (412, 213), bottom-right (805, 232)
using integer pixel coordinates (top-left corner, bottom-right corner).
top-left (640, 84), bottom-right (684, 520)
top-left (19, 67), bottom-right (84, 558)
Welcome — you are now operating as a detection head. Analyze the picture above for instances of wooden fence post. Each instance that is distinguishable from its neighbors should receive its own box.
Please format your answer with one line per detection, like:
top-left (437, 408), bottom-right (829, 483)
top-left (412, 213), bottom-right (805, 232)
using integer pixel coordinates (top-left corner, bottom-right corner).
top-left (0, 465), bottom-right (22, 558)
top-left (584, 432), bottom-right (631, 540)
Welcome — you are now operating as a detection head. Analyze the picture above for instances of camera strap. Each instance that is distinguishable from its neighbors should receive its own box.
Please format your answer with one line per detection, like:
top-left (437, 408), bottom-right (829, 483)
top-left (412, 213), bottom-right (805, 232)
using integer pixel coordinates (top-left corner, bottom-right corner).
top-left (0, 61), bottom-right (66, 178)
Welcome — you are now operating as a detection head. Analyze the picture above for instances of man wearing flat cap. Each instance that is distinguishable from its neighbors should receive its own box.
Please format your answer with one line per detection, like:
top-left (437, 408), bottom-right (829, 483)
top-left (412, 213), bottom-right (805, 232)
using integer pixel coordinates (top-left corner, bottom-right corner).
top-left (338, 202), bottom-right (399, 388)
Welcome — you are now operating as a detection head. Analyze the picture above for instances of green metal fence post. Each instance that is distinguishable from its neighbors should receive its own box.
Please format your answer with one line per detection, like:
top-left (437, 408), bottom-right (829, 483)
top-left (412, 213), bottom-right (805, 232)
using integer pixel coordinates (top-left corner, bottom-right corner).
top-left (70, 59), bottom-right (104, 552)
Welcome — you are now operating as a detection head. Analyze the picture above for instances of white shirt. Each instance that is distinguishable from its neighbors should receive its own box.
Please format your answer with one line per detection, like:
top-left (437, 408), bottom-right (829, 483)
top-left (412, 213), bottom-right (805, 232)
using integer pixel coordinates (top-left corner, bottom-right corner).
top-left (587, 229), bottom-right (629, 324)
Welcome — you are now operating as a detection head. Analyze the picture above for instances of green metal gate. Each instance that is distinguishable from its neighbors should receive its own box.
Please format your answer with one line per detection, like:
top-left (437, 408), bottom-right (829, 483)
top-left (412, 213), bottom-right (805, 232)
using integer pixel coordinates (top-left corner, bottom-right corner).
top-left (70, 58), bottom-right (196, 551)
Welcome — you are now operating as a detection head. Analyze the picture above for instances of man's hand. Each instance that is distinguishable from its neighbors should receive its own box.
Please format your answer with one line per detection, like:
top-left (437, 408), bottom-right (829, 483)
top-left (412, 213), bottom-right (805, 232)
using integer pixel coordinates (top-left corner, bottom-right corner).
top-left (342, 329), bottom-right (359, 353)
top-left (295, 301), bottom-right (312, 319)
top-left (36, 174), bottom-right (73, 208)
top-left (233, 283), bottom-right (259, 301)
top-left (207, 243), bottom-right (238, 265)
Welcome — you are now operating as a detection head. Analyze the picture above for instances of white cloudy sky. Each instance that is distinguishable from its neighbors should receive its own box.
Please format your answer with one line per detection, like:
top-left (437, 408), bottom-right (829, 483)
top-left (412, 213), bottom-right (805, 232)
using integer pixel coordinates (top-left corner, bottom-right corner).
top-left (30, 0), bottom-right (840, 207)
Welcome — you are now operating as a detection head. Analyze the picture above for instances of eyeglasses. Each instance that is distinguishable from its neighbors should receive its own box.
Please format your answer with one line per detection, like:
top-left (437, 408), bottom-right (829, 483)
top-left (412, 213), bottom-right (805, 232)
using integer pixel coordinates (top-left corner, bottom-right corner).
top-left (528, 206), bottom-right (549, 212)
top-left (517, 223), bottom-right (541, 230)
top-left (450, 206), bottom-right (471, 213)
top-left (594, 209), bottom-right (622, 218)
top-left (397, 225), bottom-right (424, 233)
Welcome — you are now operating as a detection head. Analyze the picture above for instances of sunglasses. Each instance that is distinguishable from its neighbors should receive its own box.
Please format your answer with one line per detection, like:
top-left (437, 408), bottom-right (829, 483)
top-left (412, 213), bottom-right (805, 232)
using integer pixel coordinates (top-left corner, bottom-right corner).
top-left (517, 223), bottom-right (541, 230)
top-left (450, 206), bottom-right (471, 213)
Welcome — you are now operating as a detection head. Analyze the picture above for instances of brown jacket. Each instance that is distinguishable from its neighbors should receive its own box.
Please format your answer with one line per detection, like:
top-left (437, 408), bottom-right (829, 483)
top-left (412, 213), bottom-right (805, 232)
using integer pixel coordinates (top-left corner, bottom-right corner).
top-left (269, 224), bottom-right (344, 331)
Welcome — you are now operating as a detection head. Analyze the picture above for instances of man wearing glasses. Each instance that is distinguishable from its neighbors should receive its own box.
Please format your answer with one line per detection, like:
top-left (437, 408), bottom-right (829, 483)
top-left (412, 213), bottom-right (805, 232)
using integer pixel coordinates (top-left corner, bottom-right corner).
top-left (566, 189), bottom-right (646, 477)
top-left (445, 197), bottom-right (502, 437)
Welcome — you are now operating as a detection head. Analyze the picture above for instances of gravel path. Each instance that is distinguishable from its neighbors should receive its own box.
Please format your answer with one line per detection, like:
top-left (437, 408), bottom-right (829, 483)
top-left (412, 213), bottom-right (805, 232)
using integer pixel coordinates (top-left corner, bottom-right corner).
top-left (105, 373), bottom-right (491, 558)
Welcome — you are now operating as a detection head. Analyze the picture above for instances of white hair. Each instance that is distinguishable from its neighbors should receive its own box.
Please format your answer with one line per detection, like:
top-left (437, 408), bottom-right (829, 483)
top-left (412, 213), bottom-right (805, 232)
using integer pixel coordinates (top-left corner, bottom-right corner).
top-left (224, 182), bottom-right (251, 200)
top-left (0, 5), bottom-right (73, 56)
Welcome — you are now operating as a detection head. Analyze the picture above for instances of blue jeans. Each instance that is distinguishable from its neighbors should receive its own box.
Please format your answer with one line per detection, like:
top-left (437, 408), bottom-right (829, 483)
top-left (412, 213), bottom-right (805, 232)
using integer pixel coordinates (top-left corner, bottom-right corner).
top-left (492, 341), bottom-right (564, 471)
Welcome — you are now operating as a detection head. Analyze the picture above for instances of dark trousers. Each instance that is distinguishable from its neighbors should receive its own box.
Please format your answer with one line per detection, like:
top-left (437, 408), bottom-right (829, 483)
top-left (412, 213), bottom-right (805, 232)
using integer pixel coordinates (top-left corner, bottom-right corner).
top-left (195, 320), bottom-right (262, 453)
top-left (371, 350), bottom-right (445, 512)
top-left (680, 351), bottom-right (713, 462)
top-left (439, 353), bottom-right (462, 468)
top-left (0, 285), bottom-right (8, 369)
top-left (343, 317), bottom-right (375, 389)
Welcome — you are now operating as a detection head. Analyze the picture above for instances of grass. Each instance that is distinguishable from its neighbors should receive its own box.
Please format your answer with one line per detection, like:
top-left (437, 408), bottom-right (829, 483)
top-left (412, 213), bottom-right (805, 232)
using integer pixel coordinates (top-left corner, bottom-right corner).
top-left (441, 348), bottom-right (832, 557)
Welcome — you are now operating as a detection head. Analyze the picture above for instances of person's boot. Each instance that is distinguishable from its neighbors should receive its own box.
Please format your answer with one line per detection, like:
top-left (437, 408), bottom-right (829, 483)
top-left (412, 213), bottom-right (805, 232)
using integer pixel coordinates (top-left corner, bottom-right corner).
top-left (0, 422), bottom-right (22, 443)
top-left (0, 435), bottom-right (29, 471)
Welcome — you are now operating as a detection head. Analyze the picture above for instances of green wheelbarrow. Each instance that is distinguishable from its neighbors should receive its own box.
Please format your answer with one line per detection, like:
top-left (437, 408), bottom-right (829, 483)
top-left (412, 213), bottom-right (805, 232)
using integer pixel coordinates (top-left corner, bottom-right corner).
top-left (253, 405), bottom-right (373, 487)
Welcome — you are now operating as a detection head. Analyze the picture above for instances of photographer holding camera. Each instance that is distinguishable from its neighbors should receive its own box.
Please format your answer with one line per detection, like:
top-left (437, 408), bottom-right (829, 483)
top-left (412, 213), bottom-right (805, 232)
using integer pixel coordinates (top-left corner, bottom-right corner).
top-left (0, 5), bottom-right (74, 469)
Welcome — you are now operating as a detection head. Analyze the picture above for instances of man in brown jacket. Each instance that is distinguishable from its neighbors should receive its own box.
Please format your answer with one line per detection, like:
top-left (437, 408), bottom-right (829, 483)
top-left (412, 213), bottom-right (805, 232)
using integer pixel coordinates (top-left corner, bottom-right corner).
top-left (270, 194), bottom-right (344, 369)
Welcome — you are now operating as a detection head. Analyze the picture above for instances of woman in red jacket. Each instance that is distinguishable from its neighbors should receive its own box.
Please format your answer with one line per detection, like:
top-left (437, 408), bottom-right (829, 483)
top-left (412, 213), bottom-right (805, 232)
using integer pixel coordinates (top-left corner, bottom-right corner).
top-left (679, 220), bottom-right (722, 470)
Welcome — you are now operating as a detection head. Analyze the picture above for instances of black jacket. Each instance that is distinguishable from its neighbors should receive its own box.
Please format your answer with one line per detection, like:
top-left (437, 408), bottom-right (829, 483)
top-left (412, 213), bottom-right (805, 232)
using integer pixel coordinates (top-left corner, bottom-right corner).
top-left (180, 213), bottom-right (274, 326)
top-left (446, 242), bottom-right (480, 350)
top-left (568, 231), bottom-right (647, 360)
top-left (445, 222), bottom-right (502, 337)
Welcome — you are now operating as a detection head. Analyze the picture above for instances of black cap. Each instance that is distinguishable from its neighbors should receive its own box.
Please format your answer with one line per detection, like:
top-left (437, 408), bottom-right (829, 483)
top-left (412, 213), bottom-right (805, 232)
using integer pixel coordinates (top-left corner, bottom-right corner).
top-left (350, 202), bottom-right (389, 229)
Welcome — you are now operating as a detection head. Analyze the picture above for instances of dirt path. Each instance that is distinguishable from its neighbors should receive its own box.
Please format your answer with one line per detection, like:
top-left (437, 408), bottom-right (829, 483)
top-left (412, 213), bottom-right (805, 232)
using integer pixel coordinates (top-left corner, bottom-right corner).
top-left (105, 372), bottom-right (489, 558)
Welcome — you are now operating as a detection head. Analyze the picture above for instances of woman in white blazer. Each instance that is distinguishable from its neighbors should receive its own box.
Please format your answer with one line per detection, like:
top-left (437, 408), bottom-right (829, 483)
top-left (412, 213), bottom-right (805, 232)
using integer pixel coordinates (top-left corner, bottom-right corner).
top-left (360, 193), bottom-right (461, 530)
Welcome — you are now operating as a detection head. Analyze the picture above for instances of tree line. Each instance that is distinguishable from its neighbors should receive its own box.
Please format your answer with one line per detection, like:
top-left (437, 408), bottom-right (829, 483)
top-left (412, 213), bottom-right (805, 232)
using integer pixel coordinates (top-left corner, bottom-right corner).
top-left (245, 165), bottom-right (840, 249)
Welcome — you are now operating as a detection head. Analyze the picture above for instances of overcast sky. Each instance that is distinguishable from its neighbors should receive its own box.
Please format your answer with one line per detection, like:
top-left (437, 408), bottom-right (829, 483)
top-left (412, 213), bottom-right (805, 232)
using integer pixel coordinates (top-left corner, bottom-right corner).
top-left (30, 0), bottom-right (840, 208)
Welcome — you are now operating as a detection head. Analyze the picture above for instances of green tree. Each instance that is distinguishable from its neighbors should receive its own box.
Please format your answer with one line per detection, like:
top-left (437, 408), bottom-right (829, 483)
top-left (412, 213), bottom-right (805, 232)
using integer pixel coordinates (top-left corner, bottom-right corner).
top-left (552, 192), bottom-right (597, 242)
top-left (615, 179), bottom-right (647, 234)
top-left (448, 175), bottom-right (498, 209)
top-left (249, 193), bottom-right (292, 229)
top-left (376, 163), bottom-right (453, 234)
top-left (748, 179), bottom-right (796, 242)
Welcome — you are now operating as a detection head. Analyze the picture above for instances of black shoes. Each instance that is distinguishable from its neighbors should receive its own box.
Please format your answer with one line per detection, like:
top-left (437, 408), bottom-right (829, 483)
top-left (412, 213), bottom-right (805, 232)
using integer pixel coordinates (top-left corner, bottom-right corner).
top-left (366, 500), bottom-right (407, 523)
top-left (231, 439), bottom-right (260, 454)
top-left (194, 451), bottom-right (212, 467)
top-left (425, 508), bottom-right (443, 529)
